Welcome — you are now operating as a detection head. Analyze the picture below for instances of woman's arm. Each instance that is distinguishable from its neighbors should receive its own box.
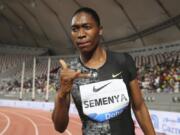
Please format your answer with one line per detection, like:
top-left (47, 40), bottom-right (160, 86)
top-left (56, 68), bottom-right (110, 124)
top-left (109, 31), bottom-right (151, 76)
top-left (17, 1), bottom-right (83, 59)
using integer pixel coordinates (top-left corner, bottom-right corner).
top-left (130, 79), bottom-right (156, 135)
top-left (52, 87), bottom-right (71, 133)
top-left (52, 59), bottom-right (90, 133)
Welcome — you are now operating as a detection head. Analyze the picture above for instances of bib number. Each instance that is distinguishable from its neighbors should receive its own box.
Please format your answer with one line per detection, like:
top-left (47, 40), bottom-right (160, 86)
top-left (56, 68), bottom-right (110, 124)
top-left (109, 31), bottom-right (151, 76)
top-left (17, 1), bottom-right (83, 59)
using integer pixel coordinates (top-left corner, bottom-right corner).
top-left (80, 79), bottom-right (129, 122)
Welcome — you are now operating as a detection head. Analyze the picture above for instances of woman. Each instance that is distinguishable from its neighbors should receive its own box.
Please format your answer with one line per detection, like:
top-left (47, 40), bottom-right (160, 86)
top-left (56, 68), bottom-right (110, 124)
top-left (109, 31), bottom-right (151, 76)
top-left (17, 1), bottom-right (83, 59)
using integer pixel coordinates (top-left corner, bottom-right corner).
top-left (52, 7), bottom-right (155, 135)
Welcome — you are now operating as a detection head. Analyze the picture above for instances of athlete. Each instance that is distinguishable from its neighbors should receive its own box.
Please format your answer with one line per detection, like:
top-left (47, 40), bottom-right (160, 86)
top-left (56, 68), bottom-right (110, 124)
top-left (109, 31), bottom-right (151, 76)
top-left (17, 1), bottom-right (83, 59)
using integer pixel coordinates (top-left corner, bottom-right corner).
top-left (52, 7), bottom-right (156, 135)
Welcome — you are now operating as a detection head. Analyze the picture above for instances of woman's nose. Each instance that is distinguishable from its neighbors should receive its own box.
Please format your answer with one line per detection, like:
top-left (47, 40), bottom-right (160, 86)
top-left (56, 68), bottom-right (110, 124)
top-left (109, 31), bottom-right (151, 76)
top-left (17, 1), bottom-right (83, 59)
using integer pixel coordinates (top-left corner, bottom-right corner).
top-left (78, 28), bottom-right (86, 38)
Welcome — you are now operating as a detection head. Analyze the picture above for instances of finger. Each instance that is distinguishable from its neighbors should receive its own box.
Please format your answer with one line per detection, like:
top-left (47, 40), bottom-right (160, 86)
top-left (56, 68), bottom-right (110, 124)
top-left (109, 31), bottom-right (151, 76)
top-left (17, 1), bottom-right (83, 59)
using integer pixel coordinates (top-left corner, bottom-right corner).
top-left (59, 59), bottom-right (68, 69)
top-left (77, 72), bottom-right (91, 78)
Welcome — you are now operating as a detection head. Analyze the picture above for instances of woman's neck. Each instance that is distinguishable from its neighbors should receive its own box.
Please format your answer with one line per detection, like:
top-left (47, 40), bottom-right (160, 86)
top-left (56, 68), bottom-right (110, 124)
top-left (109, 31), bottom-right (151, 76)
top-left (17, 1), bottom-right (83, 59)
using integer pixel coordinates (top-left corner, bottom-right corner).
top-left (80, 47), bottom-right (107, 69)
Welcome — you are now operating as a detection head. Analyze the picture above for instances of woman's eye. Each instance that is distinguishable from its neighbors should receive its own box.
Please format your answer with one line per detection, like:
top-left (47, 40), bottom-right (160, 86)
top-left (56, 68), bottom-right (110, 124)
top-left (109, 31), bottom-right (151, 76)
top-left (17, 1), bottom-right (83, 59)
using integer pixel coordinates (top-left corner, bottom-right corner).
top-left (85, 26), bottom-right (91, 30)
top-left (84, 25), bottom-right (91, 30)
top-left (72, 27), bottom-right (78, 32)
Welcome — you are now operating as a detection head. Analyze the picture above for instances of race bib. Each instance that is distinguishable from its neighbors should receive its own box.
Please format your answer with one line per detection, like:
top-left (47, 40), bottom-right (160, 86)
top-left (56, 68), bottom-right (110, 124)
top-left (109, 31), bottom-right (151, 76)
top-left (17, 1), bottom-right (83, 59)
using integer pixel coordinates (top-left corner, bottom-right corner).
top-left (79, 79), bottom-right (129, 122)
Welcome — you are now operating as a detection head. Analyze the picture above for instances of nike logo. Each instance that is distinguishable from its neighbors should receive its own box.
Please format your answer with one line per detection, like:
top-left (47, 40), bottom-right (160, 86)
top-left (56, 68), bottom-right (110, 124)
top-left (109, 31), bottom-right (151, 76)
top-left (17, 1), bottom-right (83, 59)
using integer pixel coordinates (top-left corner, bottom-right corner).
top-left (93, 82), bottom-right (111, 92)
top-left (112, 72), bottom-right (122, 78)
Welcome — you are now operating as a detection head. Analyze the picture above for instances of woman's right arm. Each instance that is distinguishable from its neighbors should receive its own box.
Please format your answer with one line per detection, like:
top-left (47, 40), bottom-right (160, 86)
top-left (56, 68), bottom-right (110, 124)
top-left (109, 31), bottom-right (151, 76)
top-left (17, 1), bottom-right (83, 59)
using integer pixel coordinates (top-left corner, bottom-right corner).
top-left (52, 59), bottom-right (90, 133)
top-left (52, 86), bottom-right (71, 133)
top-left (52, 59), bottom-right (75, 133)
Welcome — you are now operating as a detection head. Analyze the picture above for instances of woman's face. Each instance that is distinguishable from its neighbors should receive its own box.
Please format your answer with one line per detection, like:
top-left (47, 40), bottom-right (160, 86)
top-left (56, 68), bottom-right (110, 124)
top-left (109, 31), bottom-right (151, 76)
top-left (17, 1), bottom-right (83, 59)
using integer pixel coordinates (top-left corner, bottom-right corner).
top-left (71, 12), bottom-right (102, 53)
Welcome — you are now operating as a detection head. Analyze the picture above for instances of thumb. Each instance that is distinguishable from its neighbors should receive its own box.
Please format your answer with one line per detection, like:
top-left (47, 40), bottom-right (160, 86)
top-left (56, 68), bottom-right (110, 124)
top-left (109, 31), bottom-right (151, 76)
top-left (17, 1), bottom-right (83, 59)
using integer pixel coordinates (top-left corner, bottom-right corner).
top-left (59, 59), bottom-right (68, 69)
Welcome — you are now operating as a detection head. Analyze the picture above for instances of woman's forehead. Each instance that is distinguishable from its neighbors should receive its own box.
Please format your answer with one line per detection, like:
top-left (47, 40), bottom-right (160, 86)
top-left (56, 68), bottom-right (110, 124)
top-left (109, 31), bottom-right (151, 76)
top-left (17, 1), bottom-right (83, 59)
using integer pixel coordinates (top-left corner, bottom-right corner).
top-left (71, 12), bottom-right (96, 26)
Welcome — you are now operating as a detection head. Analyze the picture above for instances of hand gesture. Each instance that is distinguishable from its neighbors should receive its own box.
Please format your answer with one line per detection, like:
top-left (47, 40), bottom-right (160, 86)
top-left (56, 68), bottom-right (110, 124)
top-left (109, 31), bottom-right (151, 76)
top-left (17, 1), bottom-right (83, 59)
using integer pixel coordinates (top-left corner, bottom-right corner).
top-left (58, 59), bottom-right (90, 98)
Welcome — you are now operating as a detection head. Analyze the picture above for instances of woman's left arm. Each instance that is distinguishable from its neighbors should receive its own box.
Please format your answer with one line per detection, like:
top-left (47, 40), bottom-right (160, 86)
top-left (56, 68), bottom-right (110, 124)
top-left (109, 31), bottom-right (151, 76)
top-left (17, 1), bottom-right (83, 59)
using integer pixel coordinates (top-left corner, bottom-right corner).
top-left (130, 79), bottom-right (156, 135)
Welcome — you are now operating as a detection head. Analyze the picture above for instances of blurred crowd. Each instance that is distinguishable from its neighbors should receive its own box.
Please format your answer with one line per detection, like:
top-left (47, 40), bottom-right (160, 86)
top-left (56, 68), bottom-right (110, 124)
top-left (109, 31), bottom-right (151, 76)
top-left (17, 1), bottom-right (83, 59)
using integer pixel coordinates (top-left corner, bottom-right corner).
top-left (0, 74), bottom-right (58, 98)
top-left (137, 60), bottom-right (179, 93)
top-left (0, 51), bottom-right (179, 101)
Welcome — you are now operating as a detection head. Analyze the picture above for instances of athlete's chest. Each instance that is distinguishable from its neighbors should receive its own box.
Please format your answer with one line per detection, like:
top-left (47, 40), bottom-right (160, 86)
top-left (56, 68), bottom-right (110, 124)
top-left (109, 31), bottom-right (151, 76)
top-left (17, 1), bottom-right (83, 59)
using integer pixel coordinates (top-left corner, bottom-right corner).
top-left (71, 60), bottom-right (130, 122)
top-left (71, 59), bottom-right (128, 105)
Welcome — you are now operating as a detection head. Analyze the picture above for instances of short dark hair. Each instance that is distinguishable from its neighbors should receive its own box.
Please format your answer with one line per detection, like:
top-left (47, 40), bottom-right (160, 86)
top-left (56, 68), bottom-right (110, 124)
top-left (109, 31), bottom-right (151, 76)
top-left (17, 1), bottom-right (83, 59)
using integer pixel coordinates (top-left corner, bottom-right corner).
top-left (72, 7), bottom-right (101, 26)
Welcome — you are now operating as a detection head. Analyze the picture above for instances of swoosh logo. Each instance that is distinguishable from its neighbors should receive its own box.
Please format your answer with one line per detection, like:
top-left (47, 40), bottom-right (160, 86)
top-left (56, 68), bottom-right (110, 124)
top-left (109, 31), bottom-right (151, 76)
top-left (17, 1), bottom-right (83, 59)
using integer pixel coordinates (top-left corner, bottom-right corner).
top-left (112, 72), bottom-right (122, 78)
top-left (93, 82), bottom-right (111, 92)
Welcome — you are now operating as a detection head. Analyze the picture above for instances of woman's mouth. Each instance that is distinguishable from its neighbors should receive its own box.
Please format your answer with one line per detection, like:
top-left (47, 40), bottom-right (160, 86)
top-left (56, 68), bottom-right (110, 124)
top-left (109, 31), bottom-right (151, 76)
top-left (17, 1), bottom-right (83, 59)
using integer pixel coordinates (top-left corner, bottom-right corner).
top-left (77, 41), bottom-right (91, 47)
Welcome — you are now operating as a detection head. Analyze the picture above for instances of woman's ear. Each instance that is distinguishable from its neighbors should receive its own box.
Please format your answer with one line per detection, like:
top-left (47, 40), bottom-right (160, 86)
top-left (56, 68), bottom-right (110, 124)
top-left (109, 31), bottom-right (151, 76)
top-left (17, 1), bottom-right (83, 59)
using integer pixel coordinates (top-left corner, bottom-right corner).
top-left (99, 26), bottom-right (103, 35)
